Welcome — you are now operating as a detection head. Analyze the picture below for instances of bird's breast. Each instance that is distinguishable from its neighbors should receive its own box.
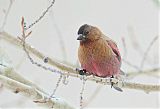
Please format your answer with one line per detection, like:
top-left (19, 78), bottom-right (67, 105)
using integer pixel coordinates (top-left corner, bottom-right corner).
top-left (78, 39), bottom-right (112, 64)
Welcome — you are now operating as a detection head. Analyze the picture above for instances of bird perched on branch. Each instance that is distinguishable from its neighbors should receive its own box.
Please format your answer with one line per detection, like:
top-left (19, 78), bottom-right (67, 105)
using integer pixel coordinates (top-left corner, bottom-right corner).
top-left (77, 24), bottom-right (122, 78)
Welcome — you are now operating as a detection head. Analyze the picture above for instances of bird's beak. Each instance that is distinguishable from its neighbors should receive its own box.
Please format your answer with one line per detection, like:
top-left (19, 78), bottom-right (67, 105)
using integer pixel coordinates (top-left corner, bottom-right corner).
top-left (77, 34), bottom-right (86, 40)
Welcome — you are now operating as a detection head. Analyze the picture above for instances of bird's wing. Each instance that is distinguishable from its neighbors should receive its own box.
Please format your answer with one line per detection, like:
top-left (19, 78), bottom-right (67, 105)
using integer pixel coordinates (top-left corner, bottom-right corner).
top-left (104, 35), bottom-right (121, 63)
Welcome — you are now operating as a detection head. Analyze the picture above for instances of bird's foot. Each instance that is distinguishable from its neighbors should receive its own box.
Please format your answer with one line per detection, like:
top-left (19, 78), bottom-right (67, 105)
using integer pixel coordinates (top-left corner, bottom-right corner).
top-left (110, 75), bottom-right (114, 88)
top-left (110, 75), bottom-right (123, 92)
top-left (76, 68), bottom-right (88, 76)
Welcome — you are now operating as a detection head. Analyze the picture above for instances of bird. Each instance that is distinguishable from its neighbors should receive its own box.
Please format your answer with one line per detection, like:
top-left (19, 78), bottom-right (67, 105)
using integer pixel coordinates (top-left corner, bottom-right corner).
top-left (77, 24), bottom-right (122, 78)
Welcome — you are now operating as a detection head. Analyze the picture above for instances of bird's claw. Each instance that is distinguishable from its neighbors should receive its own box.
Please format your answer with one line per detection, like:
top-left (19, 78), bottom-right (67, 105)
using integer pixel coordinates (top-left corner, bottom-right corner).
top-left (110, 75), bottom-right (115, 88)
top-left (76, 68), bottom-right (87, 75)
top-left (110, 75), bottom-right (123, 92)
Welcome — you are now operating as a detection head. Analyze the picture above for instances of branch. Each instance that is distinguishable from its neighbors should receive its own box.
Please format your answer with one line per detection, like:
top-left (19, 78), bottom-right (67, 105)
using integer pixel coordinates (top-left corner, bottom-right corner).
top-left (0, 66), bottom-right (74, 109)
top-left (123, 82), bottom-right (160, 93)
top-left (0, 0), bottom-right (14, 32)
top-left (126, 68), bottom-right (160, 79)
top-left (0, 31), bottom-right (160, 93)
top-left (0, 66), bottom-right (48, 95)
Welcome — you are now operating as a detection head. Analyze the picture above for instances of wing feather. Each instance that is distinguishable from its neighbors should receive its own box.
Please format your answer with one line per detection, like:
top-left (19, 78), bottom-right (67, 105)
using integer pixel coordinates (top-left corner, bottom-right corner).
top-left (106, 38), bottom-right (121, 63)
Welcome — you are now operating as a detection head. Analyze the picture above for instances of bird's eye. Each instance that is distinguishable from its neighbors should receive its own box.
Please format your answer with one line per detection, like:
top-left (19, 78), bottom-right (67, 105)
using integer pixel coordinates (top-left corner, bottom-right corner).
top-left (84, 31), bottom-right (89, 35)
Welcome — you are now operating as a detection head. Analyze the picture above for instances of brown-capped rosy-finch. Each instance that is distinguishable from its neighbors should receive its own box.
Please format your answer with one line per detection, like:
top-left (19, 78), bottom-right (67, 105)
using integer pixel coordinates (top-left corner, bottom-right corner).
top-left (77, 24), bottom-right (121, 78)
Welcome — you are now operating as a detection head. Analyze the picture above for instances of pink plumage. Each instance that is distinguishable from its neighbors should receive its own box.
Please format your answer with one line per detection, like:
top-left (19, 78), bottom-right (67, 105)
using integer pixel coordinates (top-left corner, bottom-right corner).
top-left (77, 24), bottom-right (121, 77)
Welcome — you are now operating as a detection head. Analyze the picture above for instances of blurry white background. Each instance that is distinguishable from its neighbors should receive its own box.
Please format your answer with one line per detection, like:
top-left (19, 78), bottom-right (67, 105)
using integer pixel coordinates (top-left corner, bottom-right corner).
top-left (0, 0), bottom-right (159, 108)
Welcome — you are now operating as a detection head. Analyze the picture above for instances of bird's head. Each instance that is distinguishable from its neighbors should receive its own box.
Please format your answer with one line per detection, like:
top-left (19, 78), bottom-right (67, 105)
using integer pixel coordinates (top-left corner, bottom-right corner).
top-left (77, 24), bottom-right (102, 43)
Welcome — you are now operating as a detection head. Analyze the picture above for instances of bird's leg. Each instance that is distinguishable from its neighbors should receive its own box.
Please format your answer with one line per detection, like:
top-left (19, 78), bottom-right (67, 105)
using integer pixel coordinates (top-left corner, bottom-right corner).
top-left (110, 75), bottom-right (114, 88)
top-left (110, 75), bottom-right (123, 92)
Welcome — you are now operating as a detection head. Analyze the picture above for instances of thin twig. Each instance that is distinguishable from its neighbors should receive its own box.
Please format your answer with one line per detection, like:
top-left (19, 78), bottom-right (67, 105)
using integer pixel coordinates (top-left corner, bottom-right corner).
top-left (20, 17), bottom-right (65, 97)
top-left (82, 85), bottom-right (102, 108)
top-left (122, 59), bottom-right (140, 71)
top-left (0, 0), bottom-right (14, 32)
top-left (121, 37), bottom-right (127, 57)
top-left (50, 74), bottom-right (63, 98)
top-left (80, 78), bottom-right (86, 109)
top-left (25, 0), bottom-right (55, 30)
top-left (140, 36), bottom-right (159, 70)
top-left (127, 25), bottom-right (143, 55)
top-left (18, 18), bottom-right (63, 77)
